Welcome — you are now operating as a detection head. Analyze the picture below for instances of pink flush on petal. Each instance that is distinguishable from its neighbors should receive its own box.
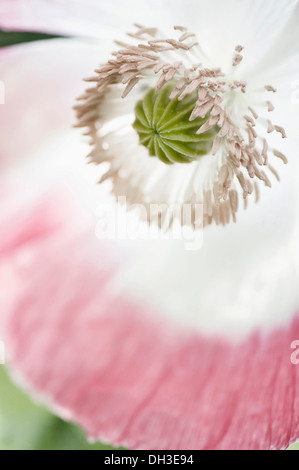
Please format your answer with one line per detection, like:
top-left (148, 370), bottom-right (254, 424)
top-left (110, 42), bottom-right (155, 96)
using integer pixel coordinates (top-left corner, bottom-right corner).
top-left (1, 193), bottom-right (299, 450)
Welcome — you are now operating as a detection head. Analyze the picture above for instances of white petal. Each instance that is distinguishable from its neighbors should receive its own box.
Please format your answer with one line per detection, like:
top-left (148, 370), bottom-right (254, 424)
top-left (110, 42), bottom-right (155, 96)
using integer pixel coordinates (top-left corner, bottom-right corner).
top-left (115, 145), bottom-right (299, 337)
top-left (19, 122), bottom-right (299, 339)
top-left (246, 2), bottom-right (299, 85)
top-left (2, 0), bottom-right (297, 87)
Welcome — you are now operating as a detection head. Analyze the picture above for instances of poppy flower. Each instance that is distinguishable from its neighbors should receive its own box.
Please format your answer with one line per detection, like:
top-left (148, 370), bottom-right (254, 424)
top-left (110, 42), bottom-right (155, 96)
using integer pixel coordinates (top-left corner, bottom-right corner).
top-left (0, 0), bottom-right (299, 450)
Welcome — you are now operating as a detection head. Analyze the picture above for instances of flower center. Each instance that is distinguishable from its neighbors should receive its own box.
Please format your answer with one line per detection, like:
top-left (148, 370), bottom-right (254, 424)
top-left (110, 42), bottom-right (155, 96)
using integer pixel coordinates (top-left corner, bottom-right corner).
top-left (133, 81), bottom-right (217, 164)
top-left (76, 24), bottom-right (288, 228)
top-left (133, 82), bottom-right (219, 164)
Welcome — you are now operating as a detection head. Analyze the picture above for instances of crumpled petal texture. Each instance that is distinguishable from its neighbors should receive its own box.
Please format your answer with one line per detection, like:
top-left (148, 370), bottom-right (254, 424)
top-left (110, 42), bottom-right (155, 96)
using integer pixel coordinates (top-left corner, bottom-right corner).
top-left (1, 194), bottom-right (299, 450)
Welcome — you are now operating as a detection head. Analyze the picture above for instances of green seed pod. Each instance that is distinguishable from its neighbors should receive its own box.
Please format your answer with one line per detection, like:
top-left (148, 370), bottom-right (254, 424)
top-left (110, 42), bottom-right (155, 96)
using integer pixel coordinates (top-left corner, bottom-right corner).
top-left (133, 81), bottom-right (217, 164)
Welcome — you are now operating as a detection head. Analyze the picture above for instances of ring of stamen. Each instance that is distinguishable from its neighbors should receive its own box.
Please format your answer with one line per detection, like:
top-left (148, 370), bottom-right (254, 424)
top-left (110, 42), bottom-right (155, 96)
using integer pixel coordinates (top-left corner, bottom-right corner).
top-left (75, 24), bottom-right (288, 229)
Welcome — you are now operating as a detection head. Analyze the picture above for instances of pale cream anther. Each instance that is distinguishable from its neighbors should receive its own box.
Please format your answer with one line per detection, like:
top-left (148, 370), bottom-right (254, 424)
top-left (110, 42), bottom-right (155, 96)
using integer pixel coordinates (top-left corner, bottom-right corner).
top-left (267, 101), bottom-right (275, 112)
top-left (265, 85), bottom-right (277, 93)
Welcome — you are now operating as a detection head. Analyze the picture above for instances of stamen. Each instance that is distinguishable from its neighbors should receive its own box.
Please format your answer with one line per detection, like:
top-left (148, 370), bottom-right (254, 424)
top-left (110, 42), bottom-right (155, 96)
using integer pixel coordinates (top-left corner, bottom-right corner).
top-left (232, 45), bottom-right (244, 67)
top-left (267, 120), bottom-right (275, 133)
top-left (267, 101), bottom-right (275, 112)
top-left (268, 164), bottom-right (280, 182)
top-left (262, 139), bottom-right (268, 165)
top-left (265, 85), bottom-right (277, 93)
top-left (275, 125), bottom-right (287, 139)
top-left (248, 107), bottom-right (258, 120)
top-left (244, 115), bottom-right (256, 127)
top-left (232, 54), bottom-right (243, 67)
top-left (273, 150), bottom-right (288, 164)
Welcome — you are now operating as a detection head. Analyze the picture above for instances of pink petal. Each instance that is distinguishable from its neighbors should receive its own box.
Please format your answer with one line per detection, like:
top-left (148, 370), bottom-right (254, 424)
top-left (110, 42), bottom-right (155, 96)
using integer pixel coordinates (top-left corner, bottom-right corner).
top-left (0, 39), bottom-right (102, 168)
top-left (1, 194), bottom-right (299, 450)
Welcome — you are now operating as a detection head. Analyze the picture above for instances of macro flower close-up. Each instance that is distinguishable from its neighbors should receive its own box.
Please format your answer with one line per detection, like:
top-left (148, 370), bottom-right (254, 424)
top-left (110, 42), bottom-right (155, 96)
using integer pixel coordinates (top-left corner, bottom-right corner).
top-left (0, 0), bottom-right (299, 452)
